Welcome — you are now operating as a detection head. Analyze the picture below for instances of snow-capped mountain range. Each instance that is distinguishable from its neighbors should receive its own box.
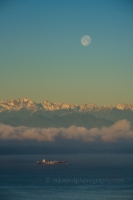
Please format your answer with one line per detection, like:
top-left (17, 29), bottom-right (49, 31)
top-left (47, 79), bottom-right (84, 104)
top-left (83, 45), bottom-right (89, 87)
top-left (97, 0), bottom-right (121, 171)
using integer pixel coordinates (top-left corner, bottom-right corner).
top-left (1, 98), bottom-right (133, 129)
top-left (0, 98), bottom-right (133, 112)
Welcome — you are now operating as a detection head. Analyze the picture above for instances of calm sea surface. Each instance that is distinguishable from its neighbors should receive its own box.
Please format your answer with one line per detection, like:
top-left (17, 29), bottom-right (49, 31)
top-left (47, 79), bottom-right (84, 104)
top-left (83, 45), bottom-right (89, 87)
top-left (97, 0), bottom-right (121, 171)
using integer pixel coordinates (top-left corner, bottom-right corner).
top-left (0, 154), bottom-right (133, 200)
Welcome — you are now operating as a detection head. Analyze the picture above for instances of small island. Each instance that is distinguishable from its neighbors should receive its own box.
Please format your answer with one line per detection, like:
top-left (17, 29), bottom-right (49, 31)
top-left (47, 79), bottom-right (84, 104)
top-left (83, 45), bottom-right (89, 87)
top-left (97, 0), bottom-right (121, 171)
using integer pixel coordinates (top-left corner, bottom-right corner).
top-left (36, 159), bottom-right (67, 165)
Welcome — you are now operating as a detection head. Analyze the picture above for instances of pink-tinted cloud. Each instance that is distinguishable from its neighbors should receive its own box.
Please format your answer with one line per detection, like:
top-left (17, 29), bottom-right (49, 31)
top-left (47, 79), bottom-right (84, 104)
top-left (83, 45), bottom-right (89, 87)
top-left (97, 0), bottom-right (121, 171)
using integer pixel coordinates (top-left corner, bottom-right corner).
top-left (0, 120), bottom-right (133, 142)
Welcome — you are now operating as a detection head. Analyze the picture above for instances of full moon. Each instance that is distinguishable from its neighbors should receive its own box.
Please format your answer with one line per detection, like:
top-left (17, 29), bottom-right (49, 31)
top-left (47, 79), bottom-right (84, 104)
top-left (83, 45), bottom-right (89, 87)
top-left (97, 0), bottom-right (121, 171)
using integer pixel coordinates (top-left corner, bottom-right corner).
top-left (81, 35), bottom-right (91, 46)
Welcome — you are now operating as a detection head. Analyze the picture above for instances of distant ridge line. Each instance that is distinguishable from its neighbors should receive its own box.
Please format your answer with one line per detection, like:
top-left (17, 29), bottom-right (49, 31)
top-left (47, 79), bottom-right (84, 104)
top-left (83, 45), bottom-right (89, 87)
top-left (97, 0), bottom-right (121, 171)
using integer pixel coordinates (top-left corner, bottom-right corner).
top-left (0, 98), bottom-right (133, 112)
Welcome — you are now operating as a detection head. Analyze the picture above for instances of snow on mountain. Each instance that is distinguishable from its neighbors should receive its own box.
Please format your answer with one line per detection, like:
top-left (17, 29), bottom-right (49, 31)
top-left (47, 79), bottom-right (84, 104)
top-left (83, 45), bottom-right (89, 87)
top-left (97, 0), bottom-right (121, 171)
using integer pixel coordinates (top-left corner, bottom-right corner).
top-left (79, 104), bottom-right (113, 112)
top-left (41, 101), bottom-right (79, 111)
top-left (116, 104), bottom-right (133, 111)
top-left (0, 98), bottom-right (39, 112)
top-left (0, 98), bottom-right (133, 113)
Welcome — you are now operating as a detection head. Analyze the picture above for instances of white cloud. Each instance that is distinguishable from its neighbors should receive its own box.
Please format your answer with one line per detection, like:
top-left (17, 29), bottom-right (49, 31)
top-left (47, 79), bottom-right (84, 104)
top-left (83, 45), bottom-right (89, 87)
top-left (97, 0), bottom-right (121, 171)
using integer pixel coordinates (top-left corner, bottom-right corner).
top-left (0, 120), bottom-right (133, 142)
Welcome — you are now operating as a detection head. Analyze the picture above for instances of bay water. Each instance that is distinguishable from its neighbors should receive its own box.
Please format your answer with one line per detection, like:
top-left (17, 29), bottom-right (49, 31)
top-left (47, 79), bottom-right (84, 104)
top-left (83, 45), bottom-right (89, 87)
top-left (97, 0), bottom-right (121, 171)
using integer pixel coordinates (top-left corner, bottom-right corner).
top-left (0, 154), bottom-right (133, 200)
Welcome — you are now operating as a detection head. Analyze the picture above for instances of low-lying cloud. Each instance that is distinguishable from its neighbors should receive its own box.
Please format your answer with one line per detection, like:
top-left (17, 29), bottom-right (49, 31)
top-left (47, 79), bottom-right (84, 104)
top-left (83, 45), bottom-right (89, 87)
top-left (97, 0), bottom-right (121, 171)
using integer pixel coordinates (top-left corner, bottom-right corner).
top-left (0, 120), bottom-right (133, 142)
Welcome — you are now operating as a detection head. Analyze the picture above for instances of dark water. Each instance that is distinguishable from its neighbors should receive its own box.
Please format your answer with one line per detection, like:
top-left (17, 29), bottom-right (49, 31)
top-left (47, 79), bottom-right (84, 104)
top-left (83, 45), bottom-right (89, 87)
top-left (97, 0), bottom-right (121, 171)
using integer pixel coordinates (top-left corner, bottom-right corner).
top-left (0, 154), bottom-right (133, 200)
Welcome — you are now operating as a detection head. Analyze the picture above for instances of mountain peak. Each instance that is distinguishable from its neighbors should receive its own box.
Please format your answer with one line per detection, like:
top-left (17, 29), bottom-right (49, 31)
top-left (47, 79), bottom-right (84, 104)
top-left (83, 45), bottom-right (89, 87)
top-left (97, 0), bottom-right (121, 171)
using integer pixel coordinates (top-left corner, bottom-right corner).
top-left (116, 103), bottom-right (133, 110)
top-left (0, 98), bottom-right (133, 113)
top-left (0, 98), bottom-right (38, 112)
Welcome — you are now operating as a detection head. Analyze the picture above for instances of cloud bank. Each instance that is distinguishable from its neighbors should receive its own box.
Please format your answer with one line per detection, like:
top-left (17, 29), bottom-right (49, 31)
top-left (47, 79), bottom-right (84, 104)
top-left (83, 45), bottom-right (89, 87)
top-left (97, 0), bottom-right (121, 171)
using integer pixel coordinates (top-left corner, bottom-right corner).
top-left (0, 120), bottom-right (133, 142)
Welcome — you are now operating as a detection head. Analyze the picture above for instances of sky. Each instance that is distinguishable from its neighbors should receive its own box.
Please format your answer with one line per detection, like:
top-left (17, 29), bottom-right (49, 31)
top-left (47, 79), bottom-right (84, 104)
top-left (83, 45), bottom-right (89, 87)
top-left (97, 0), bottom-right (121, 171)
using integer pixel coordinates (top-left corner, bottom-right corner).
top-left (0, 0), bottom-right (133, 105)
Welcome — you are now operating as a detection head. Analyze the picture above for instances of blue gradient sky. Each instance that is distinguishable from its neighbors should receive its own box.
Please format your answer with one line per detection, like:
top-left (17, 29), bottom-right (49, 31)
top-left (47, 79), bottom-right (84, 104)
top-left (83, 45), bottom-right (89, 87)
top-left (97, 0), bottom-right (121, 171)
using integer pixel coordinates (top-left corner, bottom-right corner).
top-left (0, 0), bottom-right (133, 105)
